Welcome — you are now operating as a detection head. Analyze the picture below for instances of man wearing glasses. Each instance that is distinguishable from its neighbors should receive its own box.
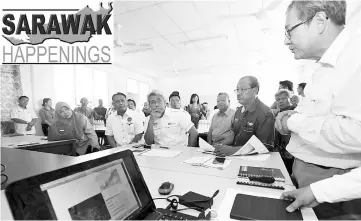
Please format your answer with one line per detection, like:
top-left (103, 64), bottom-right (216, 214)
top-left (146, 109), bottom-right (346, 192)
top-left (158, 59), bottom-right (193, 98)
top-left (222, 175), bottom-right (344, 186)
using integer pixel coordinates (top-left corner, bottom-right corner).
top-left (214, 76), bottom-right (275, 156)
top-left (277, 1), bottom-right (361, 219)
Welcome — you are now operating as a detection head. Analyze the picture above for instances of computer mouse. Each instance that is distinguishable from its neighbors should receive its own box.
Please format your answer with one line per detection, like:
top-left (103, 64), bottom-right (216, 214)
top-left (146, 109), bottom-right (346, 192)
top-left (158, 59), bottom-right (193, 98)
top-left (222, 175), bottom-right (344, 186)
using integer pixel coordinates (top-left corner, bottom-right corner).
top-left (158, 182), bottom-right (174, 195)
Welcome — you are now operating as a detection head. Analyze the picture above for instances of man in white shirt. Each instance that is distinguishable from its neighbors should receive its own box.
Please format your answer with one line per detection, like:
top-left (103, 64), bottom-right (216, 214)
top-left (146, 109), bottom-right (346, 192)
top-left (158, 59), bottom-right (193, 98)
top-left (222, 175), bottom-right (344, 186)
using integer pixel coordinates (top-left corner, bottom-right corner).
top-left (277, 1), bottom-right (361, 219)
top-left (106, 93), bottom-right (143, 147)
top-left (281, 167), bottom-right (361, 217)
top-left (127, 99), bottom-right (146, 126)
top-left (144, 90), bottom-right (198, 147)
top-left (10, 96), bottom-right (38, 135)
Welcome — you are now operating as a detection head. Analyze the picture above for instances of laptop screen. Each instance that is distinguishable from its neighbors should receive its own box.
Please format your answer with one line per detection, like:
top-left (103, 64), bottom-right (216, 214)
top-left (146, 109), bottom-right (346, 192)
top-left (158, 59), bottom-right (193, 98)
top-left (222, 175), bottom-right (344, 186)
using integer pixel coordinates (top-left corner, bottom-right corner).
top-left (5, 150), bottom-right (155, 220)
top-left (40, 159), bottom-right (141, 220)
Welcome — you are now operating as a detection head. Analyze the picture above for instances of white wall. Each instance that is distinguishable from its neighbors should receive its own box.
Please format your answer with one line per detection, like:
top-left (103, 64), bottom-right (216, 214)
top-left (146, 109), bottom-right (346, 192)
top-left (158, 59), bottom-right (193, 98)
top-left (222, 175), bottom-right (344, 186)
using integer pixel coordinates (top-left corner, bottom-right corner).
top-left (19, 64), bottom-right (155, 135)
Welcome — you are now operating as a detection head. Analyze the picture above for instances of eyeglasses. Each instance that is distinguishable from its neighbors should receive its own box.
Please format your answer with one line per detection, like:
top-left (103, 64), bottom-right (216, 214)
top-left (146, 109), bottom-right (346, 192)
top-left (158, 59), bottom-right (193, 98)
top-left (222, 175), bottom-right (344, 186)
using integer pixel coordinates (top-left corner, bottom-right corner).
top-left (285, 15), bottom-right (315, 39)
top-left (234, 87), bottom-right (254, 94)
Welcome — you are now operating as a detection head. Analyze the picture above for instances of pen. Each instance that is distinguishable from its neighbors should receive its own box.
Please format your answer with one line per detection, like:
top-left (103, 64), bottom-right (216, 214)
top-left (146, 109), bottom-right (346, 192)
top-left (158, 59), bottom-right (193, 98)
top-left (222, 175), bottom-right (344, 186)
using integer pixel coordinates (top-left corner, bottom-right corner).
top-left (159, 146), bottom-right (169, 149)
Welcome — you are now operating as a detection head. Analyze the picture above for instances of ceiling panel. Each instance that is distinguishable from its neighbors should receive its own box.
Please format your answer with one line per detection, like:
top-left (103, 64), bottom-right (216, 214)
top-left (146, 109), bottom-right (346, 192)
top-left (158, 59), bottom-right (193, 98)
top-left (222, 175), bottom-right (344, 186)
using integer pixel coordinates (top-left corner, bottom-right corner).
top-left (116, 12), bottom-right (158, 42)
top-left (160, 2), bottom-right (205, 32)
top-left (121, 1), bottom-right (158, 11)
top-left (133, 5), bottom-right (182, 36)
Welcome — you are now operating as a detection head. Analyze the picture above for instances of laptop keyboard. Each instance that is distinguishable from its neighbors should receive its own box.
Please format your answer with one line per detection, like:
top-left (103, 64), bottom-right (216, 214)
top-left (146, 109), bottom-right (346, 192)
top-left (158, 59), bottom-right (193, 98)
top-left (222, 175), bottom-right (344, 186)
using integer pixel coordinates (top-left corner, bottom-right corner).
top-left (156, 209), bottom-right (199, 220)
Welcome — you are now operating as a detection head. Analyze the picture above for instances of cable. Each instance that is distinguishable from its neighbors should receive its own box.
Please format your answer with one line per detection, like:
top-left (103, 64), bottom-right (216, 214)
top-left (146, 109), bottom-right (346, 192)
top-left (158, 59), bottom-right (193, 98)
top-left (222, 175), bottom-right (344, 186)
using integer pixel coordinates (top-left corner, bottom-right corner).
top-left (1, 164), bottom-right (8, 185)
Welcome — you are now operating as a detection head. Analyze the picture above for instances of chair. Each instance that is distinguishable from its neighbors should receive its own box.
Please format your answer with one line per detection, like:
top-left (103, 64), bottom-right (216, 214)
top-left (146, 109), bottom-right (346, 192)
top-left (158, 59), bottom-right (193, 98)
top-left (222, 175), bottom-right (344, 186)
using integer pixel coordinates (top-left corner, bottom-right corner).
top-left (1, 121), bottom-right (16, 135)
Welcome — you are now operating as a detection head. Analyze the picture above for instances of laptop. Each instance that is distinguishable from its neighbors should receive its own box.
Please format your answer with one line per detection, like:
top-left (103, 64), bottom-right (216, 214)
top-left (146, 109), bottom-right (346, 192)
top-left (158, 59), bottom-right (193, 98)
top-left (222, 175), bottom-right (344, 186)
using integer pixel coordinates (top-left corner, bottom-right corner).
top-left (4, 149), bottom-right (198, 220)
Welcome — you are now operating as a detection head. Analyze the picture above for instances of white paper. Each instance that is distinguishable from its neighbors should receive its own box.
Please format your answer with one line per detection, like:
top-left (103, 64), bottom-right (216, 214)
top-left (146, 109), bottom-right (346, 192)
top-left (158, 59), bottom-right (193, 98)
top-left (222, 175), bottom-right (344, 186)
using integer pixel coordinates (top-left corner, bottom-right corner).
top-left (233, 154), bottom-right (271, 162)
top-left (139, 149), bottom-right (182, 158)
top-left (182, 156), bottom-right (213, 165)
top-left (202, 157), bottom-right (232, 170)
top-left (199, 138), bottom-right (215, 151)
top-left (232, 135), bottom-right (269, 156)
top-left (217, 188), bottom-right (318, 221)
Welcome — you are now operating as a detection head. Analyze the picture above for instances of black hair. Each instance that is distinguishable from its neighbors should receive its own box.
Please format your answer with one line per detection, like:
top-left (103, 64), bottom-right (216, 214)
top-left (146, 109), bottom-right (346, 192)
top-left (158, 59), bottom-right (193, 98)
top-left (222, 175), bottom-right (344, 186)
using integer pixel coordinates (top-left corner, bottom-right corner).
top-left (42, 98), bottom-right (51, 106)
top-left (112, 92), bottom-right (127, 101)
top-left (18, 96), bottom-right (29, 100)
top-left (127, 99), bottom-right (136, 107)
top-left (169, 91), bottom-right (180, 101)
top-left (190, 94), bottom-right (200, 105)
top-left (279, 80), bottom-right (294, 91)
top-left (214, 105), bottom-right (218, 110)
top-left (298, 83), bottom-right (307, 90)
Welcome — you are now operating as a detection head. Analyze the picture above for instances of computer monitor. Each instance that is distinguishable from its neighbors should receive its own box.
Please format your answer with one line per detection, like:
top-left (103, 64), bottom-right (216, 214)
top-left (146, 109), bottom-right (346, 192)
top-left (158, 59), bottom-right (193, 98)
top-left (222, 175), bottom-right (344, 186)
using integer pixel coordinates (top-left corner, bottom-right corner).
top-left (5, 150), bottom-right (155, 220)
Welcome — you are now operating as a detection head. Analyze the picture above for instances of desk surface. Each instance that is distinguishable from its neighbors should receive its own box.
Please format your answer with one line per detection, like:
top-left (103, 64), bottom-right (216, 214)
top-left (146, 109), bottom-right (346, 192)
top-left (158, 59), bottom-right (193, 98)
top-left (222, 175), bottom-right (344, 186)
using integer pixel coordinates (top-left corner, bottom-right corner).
top-left (1, 135), bottom-right (71, 148)
top-left (1, 146), bottom-right (317, 220)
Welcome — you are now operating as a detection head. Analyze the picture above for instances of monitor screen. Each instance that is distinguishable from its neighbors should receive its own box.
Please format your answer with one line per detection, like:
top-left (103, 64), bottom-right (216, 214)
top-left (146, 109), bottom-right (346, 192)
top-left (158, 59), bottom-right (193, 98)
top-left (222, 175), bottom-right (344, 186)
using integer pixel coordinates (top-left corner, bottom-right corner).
top-left (40, 159), bottom-right (140, 220)
top-left (5, 150), bottom-right (155, 220)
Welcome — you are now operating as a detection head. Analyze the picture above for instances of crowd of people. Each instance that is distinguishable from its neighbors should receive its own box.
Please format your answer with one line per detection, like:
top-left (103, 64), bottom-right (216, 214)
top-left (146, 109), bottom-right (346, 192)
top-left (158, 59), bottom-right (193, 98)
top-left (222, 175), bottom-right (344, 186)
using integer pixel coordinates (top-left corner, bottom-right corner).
top-left (6, 0), bottom-right (361, 219)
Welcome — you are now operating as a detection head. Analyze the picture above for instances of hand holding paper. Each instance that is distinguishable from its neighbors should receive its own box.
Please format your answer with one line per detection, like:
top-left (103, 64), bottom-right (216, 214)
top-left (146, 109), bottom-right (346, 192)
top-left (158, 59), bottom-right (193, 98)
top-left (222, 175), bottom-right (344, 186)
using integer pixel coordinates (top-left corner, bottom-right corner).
top-left (232, 135), bottom-right (269, 156)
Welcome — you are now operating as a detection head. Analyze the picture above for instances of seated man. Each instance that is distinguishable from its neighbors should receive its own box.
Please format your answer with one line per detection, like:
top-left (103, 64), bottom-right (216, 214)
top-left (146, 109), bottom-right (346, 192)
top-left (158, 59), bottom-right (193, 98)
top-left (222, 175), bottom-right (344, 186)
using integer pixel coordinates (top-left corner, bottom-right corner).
top-left (127, 99), bottom-right (146, 125)
top-left (207, 93), bottom-right (235, 145)
top-left (10, 96), bottom-right (38, 135)
top-left (273, 89), bottom-right (295, 175)
top-left (144, 90), bottom-right (198, 147)
top-left (215, 76), bottom-right (275, 156)
top-left (106, 93), bottom-right (143, 147)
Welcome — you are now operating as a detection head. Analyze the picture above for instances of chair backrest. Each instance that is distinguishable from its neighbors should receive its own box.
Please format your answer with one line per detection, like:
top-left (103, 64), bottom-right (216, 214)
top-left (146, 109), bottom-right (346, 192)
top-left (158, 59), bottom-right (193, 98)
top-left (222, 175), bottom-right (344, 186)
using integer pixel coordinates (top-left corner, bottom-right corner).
top-left (1, 121), bottom-right (15, 135)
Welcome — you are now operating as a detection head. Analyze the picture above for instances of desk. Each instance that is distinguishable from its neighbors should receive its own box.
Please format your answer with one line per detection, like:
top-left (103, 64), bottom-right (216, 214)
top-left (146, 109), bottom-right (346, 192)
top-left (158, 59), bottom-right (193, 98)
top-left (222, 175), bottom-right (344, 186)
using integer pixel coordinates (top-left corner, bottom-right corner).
top-left (1, 135), bottom-right (76, 156)
top-left (1, 147), bottom-right (317, 220)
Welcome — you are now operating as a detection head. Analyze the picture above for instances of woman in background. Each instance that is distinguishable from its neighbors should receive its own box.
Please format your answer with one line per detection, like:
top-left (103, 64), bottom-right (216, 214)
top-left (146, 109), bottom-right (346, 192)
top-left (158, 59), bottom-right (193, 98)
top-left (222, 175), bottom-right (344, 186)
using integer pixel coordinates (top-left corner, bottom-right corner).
top-left (187, 94), bottom-right (202, 129)
top-left (53, 102), bottom-right (101, 155)
top-left (39, 98), bottom-right (55, 136)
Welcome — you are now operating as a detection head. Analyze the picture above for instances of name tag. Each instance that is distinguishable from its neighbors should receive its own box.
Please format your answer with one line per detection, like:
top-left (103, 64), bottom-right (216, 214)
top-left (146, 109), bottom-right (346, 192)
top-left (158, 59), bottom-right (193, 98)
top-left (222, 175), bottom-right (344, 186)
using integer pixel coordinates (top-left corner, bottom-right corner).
top-left (168, 122), bottom-right (177, 126)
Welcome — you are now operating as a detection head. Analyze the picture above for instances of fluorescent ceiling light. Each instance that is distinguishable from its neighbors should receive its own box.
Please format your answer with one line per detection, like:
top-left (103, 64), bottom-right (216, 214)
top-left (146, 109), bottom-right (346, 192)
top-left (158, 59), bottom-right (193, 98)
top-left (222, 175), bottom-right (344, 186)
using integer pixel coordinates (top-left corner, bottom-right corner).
top-left (180, 35), bottom-right (228, 46)
top-left (123, 47), bottom-right (155, 54)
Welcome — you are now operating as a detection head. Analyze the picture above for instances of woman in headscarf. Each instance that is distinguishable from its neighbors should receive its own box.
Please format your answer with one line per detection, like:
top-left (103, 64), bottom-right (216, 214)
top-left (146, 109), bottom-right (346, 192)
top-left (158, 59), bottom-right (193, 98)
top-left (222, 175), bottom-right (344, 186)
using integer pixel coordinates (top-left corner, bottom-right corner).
top-left (53, 102), bottom-right (101, 155)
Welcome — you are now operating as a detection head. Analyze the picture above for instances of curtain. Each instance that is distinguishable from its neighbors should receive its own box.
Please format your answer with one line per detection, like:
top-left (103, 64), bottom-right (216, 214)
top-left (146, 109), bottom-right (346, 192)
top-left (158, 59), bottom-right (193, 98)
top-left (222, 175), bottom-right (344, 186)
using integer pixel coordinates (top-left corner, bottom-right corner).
top-left (1, 65), bottom-right (23, 121)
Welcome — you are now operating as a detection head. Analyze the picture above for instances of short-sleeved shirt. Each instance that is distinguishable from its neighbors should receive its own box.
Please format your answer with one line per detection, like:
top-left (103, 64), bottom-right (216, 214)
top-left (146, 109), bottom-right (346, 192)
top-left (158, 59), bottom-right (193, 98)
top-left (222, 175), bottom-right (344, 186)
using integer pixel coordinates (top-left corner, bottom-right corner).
top-left (231, 98), bottom-right (275, 150)
top-left (38, 107), bottom-right (55, 124)
top-left (144, 107), bottom-right (194, 147)
top-left (210, 108), bottom-right (236, 139)
top-left (10, 105), bottom-right (38, 134)
top-left (105, 109), bottom-right (144, 146)
top-left (74, 107), bottom-right (95, 124)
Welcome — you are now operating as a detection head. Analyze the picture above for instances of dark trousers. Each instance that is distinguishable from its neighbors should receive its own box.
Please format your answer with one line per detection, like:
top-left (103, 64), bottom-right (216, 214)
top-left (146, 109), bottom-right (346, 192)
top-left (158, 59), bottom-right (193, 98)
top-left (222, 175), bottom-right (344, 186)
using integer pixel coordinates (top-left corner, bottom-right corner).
top-left (292, 158), bottom-right (361, 220)
top-left (41, 124), bottom-right (49, 136)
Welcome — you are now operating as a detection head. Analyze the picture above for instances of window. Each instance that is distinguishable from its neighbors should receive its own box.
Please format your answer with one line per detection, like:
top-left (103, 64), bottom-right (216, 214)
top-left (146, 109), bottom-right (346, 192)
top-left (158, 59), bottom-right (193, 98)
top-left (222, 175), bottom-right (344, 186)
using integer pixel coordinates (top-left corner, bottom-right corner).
top-left (126, 78), bottom-right (150, 111)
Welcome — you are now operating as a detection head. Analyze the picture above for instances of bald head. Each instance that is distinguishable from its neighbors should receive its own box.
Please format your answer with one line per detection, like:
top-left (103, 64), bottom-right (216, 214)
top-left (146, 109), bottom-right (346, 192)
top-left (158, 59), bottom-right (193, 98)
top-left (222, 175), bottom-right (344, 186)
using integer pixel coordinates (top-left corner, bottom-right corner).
top-left (239, 76), bottom-right (259, 94)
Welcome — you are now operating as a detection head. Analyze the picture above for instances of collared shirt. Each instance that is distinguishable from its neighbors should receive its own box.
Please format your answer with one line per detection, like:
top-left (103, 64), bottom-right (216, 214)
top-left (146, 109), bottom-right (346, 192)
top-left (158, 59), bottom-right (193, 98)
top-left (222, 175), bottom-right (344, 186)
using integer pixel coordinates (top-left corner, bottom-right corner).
top-left (105, 109), bottom-right (143, 146)
top-left (144, 107), bottom-right (194, 147)
top-left (311, 167), bottom-right (361, 204)
top-left (10, 105), bottom-right (38, 134)
top-left (231, 97), bottom-right (275, 150)
top-left (210, 108), bottom-right (235, 140)
top-left (94, 106), bottom-right (107, 120)
top-left (286, 28), bottom-right (361, 169)
top-left (74, 107), bottom-right (95, 124)
top-left (38, 107), bottom-right (55, 124)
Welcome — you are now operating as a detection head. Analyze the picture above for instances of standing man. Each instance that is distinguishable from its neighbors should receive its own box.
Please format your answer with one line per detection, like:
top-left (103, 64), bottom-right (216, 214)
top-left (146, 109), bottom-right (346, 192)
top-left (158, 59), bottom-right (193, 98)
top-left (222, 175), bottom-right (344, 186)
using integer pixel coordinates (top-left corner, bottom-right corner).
top-left (10, 96), bottom-right (38, 135)
top-left (94, 99), bottom-right (107, 123)
top-left (74, 98), bottom-right (98, 125)
top-left (215, 76), bottom-right (275, 156)
top-left (207, 93), bottom-right (235, 145)
top-left (278, 1), bottom-right (361, 219)
top-left (106, 93), bottom-right (143, 147)
top-left (144, 90), bottom-right (198, 147)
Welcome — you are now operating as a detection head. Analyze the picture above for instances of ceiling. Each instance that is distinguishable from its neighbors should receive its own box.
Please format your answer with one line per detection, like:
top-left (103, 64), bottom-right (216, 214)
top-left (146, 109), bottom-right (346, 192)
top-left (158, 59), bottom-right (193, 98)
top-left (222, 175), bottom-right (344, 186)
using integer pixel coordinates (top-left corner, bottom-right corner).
top-left (113, 0), bottom-right (361, 78)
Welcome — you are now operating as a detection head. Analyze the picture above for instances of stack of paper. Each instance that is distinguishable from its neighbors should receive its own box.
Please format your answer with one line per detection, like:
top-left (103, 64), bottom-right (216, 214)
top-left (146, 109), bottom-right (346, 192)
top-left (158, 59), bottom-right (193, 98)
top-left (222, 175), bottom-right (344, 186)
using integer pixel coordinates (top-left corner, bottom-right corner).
top-left (182, 156), bottom-right (213, 165)
top-left (139, 149), bottom-right (182, 158)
